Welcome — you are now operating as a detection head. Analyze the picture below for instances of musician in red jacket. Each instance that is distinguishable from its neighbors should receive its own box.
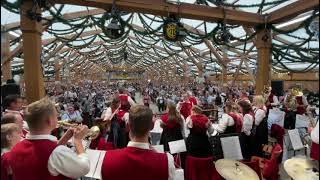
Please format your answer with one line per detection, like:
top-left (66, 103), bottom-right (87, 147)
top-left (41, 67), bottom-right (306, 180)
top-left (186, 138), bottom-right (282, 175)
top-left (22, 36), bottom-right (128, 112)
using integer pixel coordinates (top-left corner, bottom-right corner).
top-left (118, 87), bottom-right (136, 111)
top-left (177, 93), bottom-right (193, 119)
top-left (264, 87), bottom-right (279, 112)
top-left (101, 105), bottom-right (176, 180)
top-left (8, 98), bottom-right (90, 180)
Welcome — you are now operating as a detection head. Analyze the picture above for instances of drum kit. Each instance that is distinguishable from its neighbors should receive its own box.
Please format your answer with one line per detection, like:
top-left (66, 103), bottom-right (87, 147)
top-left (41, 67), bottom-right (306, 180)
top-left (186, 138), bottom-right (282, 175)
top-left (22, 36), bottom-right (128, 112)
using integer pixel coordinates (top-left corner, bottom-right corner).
top-left (284, 156), bottom-right (319, 180)
top-left (215, 159), bottom-right (260, 180)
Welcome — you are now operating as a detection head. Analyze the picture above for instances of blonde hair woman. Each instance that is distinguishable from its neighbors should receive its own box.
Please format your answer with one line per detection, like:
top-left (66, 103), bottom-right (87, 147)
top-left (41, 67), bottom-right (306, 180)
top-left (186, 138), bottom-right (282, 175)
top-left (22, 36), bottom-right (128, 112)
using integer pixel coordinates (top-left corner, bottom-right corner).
top-left (252, 95), bottom-right (268, 157)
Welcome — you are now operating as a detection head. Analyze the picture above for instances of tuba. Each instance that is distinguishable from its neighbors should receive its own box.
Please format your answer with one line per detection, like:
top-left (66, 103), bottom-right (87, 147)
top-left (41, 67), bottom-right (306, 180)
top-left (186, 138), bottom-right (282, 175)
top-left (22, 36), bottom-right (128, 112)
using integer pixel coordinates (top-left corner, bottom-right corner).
top-left (285, 88), bottom-right (301, 111)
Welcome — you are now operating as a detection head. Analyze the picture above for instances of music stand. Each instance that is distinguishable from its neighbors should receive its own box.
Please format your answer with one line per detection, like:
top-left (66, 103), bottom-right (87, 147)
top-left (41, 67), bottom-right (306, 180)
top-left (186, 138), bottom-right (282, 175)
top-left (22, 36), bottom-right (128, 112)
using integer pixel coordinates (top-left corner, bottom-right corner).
top-left (209, 133), bottom-right (243, 160)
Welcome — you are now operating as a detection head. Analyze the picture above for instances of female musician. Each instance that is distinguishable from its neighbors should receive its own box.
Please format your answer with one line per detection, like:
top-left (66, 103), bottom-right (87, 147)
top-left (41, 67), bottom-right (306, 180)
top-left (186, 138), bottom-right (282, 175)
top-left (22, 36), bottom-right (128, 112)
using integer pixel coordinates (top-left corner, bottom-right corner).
top-left (160, 102), bottom-right (185, 152)
top-left (1, 123), bottom-right (22, 180)
top-left (252, 96), bottom-right (268, 157)
top-left (177, 93), bottom-right (193, 119)
top-left (212, 102), bottom-right (240, 135)
top-left (186, 106), bottom-right (214, 158)
top-left (238, 100), bottom-right (254, 160)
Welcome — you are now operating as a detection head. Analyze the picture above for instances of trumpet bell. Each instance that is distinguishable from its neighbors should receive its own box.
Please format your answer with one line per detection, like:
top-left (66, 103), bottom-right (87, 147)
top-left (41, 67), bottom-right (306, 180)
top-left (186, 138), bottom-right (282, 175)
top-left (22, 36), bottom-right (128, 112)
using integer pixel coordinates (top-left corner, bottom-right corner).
top-left (87, 126), bottom-right (100, 139)
top-left (292, 87), bottom-right (303, 96)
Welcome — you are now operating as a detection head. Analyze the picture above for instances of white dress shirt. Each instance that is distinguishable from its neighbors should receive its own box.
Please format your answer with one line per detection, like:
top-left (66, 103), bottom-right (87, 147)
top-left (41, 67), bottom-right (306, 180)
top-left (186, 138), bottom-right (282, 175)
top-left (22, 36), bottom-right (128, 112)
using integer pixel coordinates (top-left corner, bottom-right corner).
top-left (253, 107), bottom-right (266, 126)
top-left (101, 107), bottom-right (112, 120)
top-left (212, 113), bottom-right (235, 133)
top-left (242, 114), bottom-right (254, 136)
top-left (26, 134), bottom-right (90, 179)
top-left (311, 121), bottom-right (319, 144)
top-left (125, 141), bottom-right (176, 180)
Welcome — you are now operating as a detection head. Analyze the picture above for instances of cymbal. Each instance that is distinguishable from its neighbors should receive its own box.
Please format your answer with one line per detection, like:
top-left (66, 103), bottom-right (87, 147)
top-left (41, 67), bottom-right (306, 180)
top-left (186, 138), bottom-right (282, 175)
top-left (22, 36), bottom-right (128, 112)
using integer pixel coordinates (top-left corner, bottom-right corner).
top-left (284, 157), bottom-right (319, 180)
top-left (215, 159), bottom-right (259, 180)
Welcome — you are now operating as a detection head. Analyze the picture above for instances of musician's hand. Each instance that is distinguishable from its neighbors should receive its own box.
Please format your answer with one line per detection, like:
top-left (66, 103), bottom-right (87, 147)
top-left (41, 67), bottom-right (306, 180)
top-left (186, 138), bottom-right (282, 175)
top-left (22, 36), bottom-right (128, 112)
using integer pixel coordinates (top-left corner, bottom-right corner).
top-left (74, 125), bottom-right (89, 140)
top-left (308, 126), bottom-right (314, 134)
top-left (57, 127), bottom-right (75, 146)
top-left (65, 127), bottom-right (75, 138)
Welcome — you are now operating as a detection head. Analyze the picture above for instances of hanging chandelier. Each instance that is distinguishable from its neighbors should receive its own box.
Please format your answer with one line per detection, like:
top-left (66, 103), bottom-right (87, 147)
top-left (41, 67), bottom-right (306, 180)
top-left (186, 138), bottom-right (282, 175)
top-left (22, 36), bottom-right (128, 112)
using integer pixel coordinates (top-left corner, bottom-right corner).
top-left (105, 0), bottom-right (125, 39)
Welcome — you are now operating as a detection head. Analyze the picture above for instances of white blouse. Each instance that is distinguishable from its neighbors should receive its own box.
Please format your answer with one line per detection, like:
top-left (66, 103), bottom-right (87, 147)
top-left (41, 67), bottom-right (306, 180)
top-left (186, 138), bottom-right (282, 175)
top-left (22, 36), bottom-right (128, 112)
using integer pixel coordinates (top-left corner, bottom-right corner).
top-left (253, 107), bottom-right (266, 126)
top-left (242, 114), bottom-right (254, 136)
top-left (212, 114), bottom-right (235, 133)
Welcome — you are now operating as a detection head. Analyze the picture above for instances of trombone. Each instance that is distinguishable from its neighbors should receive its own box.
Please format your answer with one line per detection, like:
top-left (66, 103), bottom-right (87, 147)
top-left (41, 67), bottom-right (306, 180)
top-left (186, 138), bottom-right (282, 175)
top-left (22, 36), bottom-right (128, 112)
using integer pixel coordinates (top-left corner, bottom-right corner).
top-left (57, 120), bottom-right (100, 140)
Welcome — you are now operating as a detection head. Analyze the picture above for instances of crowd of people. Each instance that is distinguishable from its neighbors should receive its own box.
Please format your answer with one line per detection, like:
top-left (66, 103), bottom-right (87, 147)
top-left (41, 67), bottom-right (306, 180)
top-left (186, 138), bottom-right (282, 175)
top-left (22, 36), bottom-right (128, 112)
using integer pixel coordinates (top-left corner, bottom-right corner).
top-left (1, 79), bottom-right (319, 180)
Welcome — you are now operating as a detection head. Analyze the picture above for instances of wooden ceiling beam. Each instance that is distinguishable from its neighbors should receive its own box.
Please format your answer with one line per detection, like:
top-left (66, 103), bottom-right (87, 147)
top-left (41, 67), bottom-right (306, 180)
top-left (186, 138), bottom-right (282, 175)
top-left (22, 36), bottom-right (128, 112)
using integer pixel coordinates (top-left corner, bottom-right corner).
top-left (268, 0), bottom-right (319, 24)
top-left (54, 0), bottom-right (263, 26)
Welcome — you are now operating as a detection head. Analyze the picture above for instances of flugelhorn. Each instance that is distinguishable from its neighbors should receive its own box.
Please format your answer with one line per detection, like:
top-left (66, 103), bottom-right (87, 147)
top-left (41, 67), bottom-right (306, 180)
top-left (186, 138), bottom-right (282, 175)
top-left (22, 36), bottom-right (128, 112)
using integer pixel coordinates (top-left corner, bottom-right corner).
top-left (56, 121), bottom-right (100, 139)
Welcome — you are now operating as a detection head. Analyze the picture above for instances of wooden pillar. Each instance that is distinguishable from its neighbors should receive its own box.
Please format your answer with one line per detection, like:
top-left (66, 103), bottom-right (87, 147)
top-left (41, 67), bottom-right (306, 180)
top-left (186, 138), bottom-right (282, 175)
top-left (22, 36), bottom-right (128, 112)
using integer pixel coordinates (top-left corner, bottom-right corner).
top-left (20, 1), bottom-right (45, 103)
top-left (1, 28), bottom-right (12, 82)
top-left (54, 56), bottom-right (61, 81)
top-left (222, 49), bottom-right (228, 84)
top-left (255, 29), bottom-right (272, 95)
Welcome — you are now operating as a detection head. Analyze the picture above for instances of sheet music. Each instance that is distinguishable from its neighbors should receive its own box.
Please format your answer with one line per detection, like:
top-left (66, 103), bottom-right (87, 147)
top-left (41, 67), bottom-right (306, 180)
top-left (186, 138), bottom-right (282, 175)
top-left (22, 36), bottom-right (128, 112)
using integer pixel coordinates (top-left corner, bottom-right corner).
top-left (295, 114), bottom-right (309, 128)
top-left (152, 145), bottom-right (164, 153)
top-left (93, 151), bottom-right (106, 179)
top-left (168, 139), bottom-right (187, 154)
top-left (288, 129), bottom-right (304, 150)
top-left (85, 149), bottom-right (106, 179)
top-left (150, 120), bottom-right (163, 134)
top-left (267, 109), bottom-right (286, 129)
top-left (220, 136), bottom-right (243, 160)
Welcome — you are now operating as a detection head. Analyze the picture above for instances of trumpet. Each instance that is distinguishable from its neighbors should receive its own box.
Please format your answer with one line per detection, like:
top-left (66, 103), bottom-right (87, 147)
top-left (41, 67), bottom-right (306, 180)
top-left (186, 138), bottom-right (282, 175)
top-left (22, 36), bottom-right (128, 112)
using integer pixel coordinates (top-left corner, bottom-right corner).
top-left (56, 121), bottom-right (100, 139)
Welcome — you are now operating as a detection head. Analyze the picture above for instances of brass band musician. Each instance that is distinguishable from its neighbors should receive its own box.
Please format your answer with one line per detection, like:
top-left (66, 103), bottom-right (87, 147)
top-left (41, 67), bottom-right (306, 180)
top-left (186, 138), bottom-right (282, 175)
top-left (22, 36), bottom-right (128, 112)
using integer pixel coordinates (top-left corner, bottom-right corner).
top-left (263, 86), bottom-right (280, 112)
top-left (283, 87), bottom-right (308, 129)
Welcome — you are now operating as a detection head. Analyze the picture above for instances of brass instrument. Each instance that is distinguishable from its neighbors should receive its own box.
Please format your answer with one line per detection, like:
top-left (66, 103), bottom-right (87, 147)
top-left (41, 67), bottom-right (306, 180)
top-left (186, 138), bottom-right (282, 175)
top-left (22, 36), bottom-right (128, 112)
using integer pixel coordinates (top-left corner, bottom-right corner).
top-left (56, 121), bottom-right (100, 139)
top-left (102, 104), bottom-right (121, 132)
top-left (291, 87), bottom-right (303, 97)
top-left (286, 92), bottom-right (298, 111)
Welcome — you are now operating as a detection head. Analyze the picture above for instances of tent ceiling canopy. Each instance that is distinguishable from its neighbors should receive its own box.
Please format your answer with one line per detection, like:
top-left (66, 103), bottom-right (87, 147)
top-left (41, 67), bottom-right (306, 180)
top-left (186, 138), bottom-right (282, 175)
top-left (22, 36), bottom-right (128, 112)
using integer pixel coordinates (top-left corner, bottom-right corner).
top-left (1, 0), bottom-right (319, 79)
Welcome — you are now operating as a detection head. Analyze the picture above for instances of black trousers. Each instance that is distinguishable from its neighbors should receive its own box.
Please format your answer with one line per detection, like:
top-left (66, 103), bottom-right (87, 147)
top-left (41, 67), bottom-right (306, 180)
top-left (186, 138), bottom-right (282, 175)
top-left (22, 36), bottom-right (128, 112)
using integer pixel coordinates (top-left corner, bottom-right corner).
top-left (158, 103), bottom-right (165, 112)
top-left (284, 111), bottom-right (296, 130)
